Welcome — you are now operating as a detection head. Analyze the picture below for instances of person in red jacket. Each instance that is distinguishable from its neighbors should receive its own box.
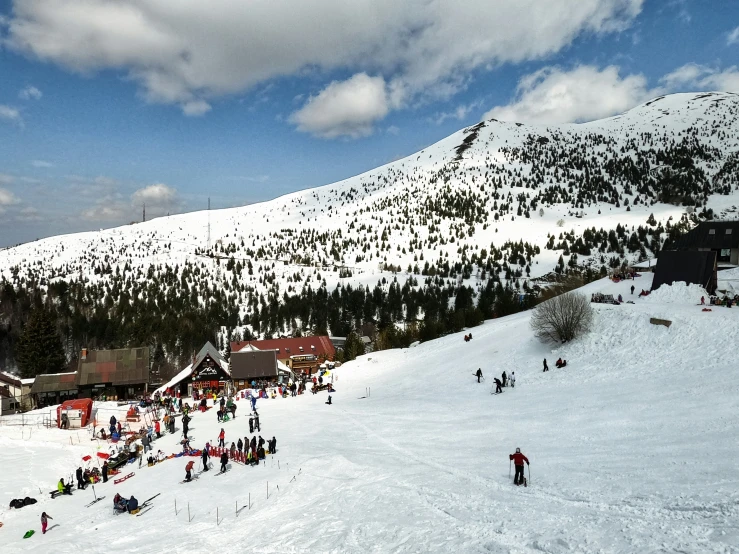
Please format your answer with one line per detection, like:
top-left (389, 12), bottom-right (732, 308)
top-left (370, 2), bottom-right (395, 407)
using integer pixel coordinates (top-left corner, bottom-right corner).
top-left (185, 460), bottom-right (195, 482)
top-left (509, 448), bottom-right (529, 486)
top-left (154, 420), bottom-right (161, 439)
top-left (218, 428), bottom-right (225, 447)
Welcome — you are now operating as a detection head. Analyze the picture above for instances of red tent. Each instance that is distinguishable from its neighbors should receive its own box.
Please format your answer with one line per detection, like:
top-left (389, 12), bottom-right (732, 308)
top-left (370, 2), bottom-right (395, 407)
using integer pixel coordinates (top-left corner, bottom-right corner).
top-left (57, 398), bottom-right (94, 428)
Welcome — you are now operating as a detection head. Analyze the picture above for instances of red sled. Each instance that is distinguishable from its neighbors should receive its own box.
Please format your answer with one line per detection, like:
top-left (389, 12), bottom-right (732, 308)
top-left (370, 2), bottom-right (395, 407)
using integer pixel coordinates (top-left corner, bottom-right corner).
top-left (114, 472), bottom-right (135, 484)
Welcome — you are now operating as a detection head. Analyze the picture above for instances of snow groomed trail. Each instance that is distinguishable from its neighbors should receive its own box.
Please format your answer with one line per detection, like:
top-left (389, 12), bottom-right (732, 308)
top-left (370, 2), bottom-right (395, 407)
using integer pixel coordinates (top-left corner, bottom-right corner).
top-left (1, 276), bottom-right (738, 553)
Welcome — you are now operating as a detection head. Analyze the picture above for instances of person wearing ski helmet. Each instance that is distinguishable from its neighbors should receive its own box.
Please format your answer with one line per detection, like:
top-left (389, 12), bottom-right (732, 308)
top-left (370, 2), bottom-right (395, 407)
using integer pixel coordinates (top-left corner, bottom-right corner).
top-left (509, 447), bottom-right (529, 486)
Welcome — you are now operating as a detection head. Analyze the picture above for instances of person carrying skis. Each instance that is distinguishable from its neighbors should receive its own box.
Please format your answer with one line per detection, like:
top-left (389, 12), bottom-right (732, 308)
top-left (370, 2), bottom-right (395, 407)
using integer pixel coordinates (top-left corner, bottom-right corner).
top-left (218, 428), bottom-right (225, 447)
top-left (493, 378), bottom-right (503, 394)
top-left (476, 368), bottom-right (483, 383)
top-left (509, 447), bottom-right (529, 486)
top-left (41, 512), bottom-right (52, 534)
top-left (220, 450), bottom-right (228, 473)
top-left (502, 371), bottom-right (507, 387)
top-left (202, 443), bottom-right (210, 472)
top-left (185, 460), bottom-right (195, 482)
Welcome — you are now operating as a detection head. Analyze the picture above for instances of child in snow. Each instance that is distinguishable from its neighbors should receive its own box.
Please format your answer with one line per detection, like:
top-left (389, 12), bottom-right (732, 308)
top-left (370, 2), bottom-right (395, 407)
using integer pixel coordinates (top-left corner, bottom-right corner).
top-left (218, 428), bottom-right (225, 448)
top-left (185, 460), bottom-right (195, 482)
top-left (41, 512), bottom-right (52, 534)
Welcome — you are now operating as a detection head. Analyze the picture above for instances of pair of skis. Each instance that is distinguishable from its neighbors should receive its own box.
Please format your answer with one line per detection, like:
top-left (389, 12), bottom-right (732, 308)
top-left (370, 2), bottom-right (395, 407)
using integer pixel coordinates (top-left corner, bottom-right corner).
top-left (135, 493), bottom-right (161, 516)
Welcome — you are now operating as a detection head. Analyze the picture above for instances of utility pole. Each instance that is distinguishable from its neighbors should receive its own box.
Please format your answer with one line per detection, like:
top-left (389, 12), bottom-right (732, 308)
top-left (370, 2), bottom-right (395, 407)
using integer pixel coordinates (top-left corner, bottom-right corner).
top-left (207, 197), bottom-right (211, 251)
top-left (143, 203), bottom-right (146, 223)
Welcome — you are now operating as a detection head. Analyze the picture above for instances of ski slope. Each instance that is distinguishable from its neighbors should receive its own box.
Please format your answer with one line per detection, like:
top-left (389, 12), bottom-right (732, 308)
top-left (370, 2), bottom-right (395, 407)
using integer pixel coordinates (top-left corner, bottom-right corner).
top-left (1, 276), bottom-right (738, 553)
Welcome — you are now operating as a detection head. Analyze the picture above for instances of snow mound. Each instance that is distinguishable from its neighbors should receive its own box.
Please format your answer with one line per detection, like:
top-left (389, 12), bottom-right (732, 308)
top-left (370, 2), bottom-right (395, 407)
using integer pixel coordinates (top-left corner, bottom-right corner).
top-left (644, 281), bottom-right (707, 304)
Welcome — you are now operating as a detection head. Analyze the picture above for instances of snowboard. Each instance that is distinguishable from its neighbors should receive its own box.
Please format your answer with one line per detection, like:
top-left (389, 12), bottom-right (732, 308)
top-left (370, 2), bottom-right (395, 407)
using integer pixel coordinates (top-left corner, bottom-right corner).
top-left (136, 506), bottom-right (153, 517)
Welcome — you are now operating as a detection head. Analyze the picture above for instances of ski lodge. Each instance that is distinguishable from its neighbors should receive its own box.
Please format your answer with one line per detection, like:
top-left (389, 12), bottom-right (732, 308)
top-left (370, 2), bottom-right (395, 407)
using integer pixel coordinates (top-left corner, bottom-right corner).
top-left (30, 371), bottom-right (78, 408)
top-left (156, 342), bottom-right (231, 397)
top-left (670, 221), bottom-right (739, 267)
top-left (231, 336), bottom-right (336, 376)
top-left (75, 347), bottom-right (150, 400)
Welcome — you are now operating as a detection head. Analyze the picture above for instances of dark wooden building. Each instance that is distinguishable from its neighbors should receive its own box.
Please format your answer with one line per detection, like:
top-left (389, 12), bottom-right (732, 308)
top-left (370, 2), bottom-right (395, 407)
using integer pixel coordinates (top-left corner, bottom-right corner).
top-left (670, 221), bottom-right (739, 265)
top-left (76, 347), bottom-right (150, 400)
top-left (30, 372), bottom-right (78, 408)
top-left (652, 250), bottom-right (718, 294)
top-left (186, 342), bottom-right (231, 395)
top-left (230, 348), bottom-right (280, 388)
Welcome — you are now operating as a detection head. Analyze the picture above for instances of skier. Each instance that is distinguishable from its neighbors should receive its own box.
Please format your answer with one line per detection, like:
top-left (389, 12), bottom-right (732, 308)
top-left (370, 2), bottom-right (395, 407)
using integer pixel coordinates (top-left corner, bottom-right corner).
top-left (220, 450), bottom-right (229, 473)
top-left (509, 447), bottom-right (529, 486)
top-left (182, 413), bottom-right (191, 439)
top-left (631, 284), bottom-right (635, 295)
top-left (237, 438), bottom-right (244, 454)
top-left (41, 512), bottom-right (52, 534)
top-left (254, 415), bottom-right (261, 432)
top-left (218, 428), bottom-right (225, 448)
top-left (476, 368), bottom-right (483, 383)
top-left (326, 395), bottom-right (333, 405)
top-left (249, 416), bottom-right (254, 434)
top-left (502, 371), bottom-right (507, 387)
top-left (76, 467), bottom-right (84, 490)
top-left (250, 435), bottom-right (257, 452)
top-left (230, 442), bottom-right (236, 458)
top-left (102, 461), bottom-right (109, 483)
top-left (493, 378), bottom-right (503, 394)
top-left (509, 372), bottom-right (516, 388)
top-left (270, 436), bottom-right (277, 454)
top-left (154, 420), bottom-right (161, 439)
top-left (217, 408), bottom-right (223, 422)
top-left (202, 443), bottom-right (210, 472)
top-left (185, 460), bottom-right (195, 482)
top-left (258, 435), bottom-right (265, 450)
top-left (543, 359), bottom-right (549, 372)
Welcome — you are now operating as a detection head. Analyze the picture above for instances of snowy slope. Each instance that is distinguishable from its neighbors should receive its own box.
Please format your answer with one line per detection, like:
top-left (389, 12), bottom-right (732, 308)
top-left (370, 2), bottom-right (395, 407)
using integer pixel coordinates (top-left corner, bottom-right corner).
top-left (1, 92), bottom-right (738, 318)
top-left (1, 277), bottom-right (737, 553)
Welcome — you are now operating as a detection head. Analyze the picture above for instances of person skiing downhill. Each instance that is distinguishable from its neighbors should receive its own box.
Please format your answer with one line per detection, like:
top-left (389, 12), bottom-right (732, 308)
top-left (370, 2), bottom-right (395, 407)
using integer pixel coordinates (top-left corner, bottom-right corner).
top-left (509, 448), bottom-right (529, 486)
top-left (185, 460), bottom-right (195, 482)
top-left (494, 378), bottom-right (503, 394)
top-left (476, 368), bottom-right (483, 383)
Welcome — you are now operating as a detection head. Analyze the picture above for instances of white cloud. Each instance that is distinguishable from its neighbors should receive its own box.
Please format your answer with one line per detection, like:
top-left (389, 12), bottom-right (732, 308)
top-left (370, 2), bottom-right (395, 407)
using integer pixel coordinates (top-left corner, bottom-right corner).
top-left (0, 174), bottom-right (15, 185)
top-left (131, 183), bottom-right (181, 216)
top-left (661, 63), bottom-right (739, 93)
top-left (728, 26), bottom-right (739, 46)
top-left (182, 100), bottom-right (211, 117)
top-left (5, 0), bottom-right (644, 118)
top-left (483, 65), bottom-right (657, 124)
top-left (0, 188), bottom-right (20, 213)
top-left (290, 73), bottom-right (389, 138)
top-left (31, 160), bottom-right (53, 168)
top-left (0, 105), bottom-right (21, 123)
top-left (19, 85), bottom-right (42, 100)
top-left (432, 100), bottom-right (485, 125)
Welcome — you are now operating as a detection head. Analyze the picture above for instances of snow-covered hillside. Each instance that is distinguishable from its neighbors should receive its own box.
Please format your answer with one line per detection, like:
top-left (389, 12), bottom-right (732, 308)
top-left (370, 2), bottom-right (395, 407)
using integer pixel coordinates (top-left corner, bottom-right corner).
top-left (1, 276), bottom-right (737, 553)
top-left (1, 92), bottom-right (738, 314)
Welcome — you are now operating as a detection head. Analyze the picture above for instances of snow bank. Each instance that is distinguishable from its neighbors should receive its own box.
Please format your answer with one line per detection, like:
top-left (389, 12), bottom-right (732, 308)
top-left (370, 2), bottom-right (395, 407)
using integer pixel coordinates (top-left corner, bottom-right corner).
top-left (644, 281), bottom-right (707, 304)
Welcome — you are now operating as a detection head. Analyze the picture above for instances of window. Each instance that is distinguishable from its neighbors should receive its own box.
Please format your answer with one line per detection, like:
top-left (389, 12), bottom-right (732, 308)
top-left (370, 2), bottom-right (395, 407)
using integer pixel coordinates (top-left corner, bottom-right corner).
top-left (311, 345), bottom-right (316, 350)
top-left (726, 229), bottom-right (733, 235)
top-left (709, 229), bottom-right (716, 235)
top-left (299, 346), bottom-right (304, 352)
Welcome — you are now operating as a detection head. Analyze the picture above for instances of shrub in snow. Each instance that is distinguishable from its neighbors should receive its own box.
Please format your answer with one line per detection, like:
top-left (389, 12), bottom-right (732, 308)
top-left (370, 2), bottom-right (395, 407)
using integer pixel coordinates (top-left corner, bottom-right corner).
top-left (531, 292), bottom-right (593, 344)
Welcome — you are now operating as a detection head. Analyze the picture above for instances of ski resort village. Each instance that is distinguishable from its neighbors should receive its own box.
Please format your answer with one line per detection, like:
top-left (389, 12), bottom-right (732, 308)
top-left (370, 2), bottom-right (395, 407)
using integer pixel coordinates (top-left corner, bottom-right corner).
top-left (1, 2), bottom-right (739, 553)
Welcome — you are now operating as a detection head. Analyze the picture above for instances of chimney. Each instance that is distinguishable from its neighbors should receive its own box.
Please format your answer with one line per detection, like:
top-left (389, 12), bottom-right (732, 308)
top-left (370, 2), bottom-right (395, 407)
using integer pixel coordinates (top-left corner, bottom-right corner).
top-left (81, 348), bottom-right (87, 360)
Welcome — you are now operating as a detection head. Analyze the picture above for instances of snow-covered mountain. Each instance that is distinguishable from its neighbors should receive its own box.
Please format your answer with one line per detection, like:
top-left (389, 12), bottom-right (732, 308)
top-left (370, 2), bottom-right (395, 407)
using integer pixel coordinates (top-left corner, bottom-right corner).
top-left (2, 92), bottom-right (739, 316)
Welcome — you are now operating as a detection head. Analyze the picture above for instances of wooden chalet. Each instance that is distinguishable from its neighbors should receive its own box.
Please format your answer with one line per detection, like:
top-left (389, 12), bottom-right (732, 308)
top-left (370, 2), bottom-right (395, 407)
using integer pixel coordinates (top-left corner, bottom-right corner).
top-left (156, 342), bottom-right (230, 397)
top-left (76, 347), bottom-right (150, 400)
top-left (231, 336), bottom-right (335, 377)
top-left (30, 372), bottom-right (78, 408)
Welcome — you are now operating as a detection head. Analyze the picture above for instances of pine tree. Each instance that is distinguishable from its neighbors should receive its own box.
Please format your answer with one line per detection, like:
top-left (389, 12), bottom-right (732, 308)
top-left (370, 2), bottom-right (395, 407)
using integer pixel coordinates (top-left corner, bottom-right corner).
top-left (15, 306), bottom-right (66, 378)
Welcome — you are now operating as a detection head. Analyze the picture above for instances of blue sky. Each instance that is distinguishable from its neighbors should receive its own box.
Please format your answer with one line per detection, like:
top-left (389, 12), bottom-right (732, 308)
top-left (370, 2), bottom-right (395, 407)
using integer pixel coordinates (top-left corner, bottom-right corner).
top-left (0, 0), bottom-right (737, 246)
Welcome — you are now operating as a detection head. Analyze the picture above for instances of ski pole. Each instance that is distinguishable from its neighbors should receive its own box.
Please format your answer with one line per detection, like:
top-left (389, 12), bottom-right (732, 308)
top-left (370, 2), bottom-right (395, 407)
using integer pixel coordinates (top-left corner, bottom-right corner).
top-left (528, 464), bottom-right (531, 485)
top-left (509, 460), bottom-right (511, 480)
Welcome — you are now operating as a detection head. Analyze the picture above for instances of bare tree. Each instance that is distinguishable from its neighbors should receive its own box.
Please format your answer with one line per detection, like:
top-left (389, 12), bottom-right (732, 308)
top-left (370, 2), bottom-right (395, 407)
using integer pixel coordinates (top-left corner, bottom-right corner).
top-left (530, 292), bottom-right (593, 344)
